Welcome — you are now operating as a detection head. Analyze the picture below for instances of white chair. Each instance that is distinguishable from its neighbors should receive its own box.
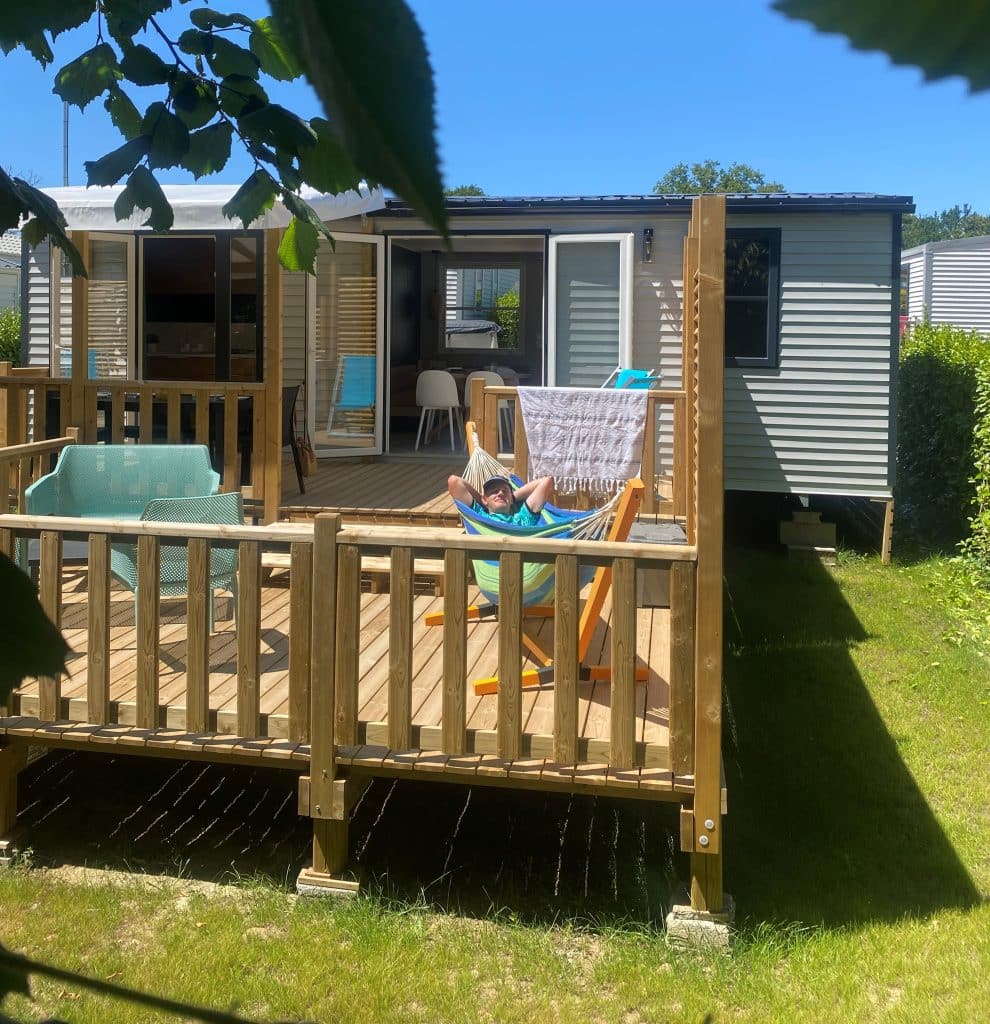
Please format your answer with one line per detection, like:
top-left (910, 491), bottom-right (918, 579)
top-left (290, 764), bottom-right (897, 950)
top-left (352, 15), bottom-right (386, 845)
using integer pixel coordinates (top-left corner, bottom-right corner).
top-left (463, 370), bottom-right (513, 452)
top-left (415, 370), bottom-right (462, 451)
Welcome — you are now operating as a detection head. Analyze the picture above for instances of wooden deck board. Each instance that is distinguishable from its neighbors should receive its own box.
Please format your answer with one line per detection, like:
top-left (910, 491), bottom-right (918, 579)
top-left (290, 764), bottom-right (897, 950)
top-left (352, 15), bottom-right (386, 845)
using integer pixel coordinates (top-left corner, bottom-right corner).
top-left (12, 571), bottom-right (672, 766)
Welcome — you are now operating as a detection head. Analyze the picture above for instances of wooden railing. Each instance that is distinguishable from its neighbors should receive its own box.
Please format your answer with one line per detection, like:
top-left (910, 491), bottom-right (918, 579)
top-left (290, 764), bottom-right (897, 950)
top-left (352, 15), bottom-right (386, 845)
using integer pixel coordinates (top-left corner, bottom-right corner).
top-left (1, 431), bottom-right (79, 512)
top-left (467, 379), bottom-right (689, 524)
top-left (0, 367), bottom-right (267, 498)
top-left (0, 513), bottom-right (700, 788)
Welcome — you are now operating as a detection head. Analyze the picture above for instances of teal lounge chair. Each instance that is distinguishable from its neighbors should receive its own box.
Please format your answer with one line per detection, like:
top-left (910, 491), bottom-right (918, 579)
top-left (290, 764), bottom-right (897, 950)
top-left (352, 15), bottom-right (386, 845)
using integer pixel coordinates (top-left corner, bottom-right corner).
top-left (327, 354), bottom-right (376, 434)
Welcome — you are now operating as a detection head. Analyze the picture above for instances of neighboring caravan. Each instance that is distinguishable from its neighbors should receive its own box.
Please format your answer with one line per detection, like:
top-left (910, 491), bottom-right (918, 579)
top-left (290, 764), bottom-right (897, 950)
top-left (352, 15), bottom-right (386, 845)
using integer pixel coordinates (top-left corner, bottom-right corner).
top-left (23, 189), bottom-right (912, 505)
top-left (901, 234), bottom-right (990, 334)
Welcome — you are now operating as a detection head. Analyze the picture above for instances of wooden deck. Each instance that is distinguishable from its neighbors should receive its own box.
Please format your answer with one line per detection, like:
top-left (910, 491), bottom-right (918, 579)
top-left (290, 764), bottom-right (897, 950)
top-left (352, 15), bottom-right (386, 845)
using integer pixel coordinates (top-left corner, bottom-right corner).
top-left (279, 456), bottom-right (463, 521)
top-left (9, 564), bottom-right (673, 773)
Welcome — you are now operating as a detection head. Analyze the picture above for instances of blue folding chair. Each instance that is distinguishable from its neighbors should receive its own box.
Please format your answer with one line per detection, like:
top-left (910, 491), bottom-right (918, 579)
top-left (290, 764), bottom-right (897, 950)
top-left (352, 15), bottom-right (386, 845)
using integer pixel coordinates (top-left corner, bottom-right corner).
top-left (327, 355), bottom-right (376, 433)
top-left (601, 367), bottom-right (659, 390)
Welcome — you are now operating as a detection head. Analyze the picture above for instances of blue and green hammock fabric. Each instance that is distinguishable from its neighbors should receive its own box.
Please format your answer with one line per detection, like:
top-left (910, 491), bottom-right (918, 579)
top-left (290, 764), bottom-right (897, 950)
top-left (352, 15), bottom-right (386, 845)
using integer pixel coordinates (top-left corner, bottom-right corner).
top-left (453, 474), bottom-right (608, 606)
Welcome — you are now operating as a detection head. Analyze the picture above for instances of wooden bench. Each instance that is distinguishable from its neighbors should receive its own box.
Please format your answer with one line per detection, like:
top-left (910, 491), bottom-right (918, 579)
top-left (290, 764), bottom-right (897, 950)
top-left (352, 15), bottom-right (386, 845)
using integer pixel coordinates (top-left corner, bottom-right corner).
top-left (261, 551), bottom-right (447, 595)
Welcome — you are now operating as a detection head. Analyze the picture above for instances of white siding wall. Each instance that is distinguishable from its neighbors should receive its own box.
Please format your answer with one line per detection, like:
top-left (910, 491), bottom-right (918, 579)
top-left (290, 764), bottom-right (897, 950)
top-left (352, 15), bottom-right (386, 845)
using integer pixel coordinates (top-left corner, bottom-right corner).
top-left (725, 214), bottom-right (894, 497)
top-left (929, 245), bottom-right (990, 333)
top-left (281, 270), bottom-right (307, 425)
top-left (902, 249), bottom-right (927, 321)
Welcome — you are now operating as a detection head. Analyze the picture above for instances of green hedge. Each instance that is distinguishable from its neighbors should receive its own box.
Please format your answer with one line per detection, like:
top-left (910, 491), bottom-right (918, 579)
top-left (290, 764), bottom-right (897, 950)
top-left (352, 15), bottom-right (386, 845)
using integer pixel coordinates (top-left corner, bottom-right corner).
top-left (0, 307), bottom-right (20, 365)
top-left (897, 322), bottom-right (990, 549)
top-left (964, 366), bottom-right (990, 569)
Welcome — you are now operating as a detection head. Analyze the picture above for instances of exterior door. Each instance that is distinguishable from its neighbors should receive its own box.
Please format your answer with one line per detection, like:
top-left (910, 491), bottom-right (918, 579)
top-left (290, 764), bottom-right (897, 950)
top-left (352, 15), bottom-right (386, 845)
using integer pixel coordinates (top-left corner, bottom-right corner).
top-left (547, 233), bottom-right (633, 386)
top-left (308, 233), bottom-right (385, 456)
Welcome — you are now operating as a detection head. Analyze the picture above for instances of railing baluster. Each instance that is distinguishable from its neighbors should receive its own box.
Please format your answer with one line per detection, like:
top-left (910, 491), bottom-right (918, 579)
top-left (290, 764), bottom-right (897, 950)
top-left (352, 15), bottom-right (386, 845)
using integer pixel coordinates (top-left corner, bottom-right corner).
top-left (669, 560), bottom-right (696, 775)
top-left (139, 388), bottom-right (153, 444)
top-left (87, 533), bottom-right (111, 726)
top-left (513, 399), bottom-right (528, 479)
top-left (136, 535), bottom-right (160, 729)
top-left (223, 393), bottom-right (238, 491)
top-left (251, 396), bottom-right (265, 499)
top-left (38, 530), bottom-right (63, 721)
top-left (186, 538), bottom-right (210, 732)
top-left (609, 556), bottom-right (636, 769)
top-left (195, 392), bottom-right (210, 447)
top-left (288, 540), bottom-right (313, 743)
top-left (83, 386), bottom-right (98, 444)
top-left (552, 553), bottom-right (579, 764)
top-left (497, 551), bottom-right (522, 760)
top-left (388, 546), bottom-right (413, 750)
top-left (441, 547), bottom-right (467, 754)
top-left (111, 387), bottom-right (125, 443)
top-left (334, 544), bottom-right (361, 745)
top-left (236, 540), bottom-right (261, 737)
top-left (167, 390), bottom-right (181, 443)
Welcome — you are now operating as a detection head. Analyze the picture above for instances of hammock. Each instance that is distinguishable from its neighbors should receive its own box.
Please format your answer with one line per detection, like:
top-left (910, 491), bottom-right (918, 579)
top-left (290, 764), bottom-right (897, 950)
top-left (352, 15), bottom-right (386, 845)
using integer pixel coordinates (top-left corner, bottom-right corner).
top-left (457, 426), bottom-right (622, 606)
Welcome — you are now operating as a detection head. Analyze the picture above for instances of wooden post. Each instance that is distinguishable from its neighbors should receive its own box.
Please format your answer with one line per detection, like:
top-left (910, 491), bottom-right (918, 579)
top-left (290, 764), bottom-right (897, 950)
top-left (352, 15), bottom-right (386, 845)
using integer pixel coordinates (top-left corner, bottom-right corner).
top-left (136, 535), bottom-right (160, 730)
top-left (38, 531), bottom-right (63, 722)
top-left (441, 548), bottom-right (468, 754)
top-left (70, 231), bottom-right (89, 438)
top-left (288, 541), bottom-right (314, 743)
top-left (263, 229), bottom-right (284, 524)
top-left (298, 514), bottom-right (359, 897)
top-left (236, 540), bottom-right (262, 737)
top-left (388, 546), bottom-right (413, 751)
top-left (0, 743), bottom-right (27, 844)
top-left (690, 195), bottom-right (726, 912)
top-left (497, 551), bottom-right (522, 760)
top-left (186, 538), bottom-right (210, 733)
top-left (552, 553), bottom-right (579, 764)
top-left (308, 513), bottom-right (339, 819)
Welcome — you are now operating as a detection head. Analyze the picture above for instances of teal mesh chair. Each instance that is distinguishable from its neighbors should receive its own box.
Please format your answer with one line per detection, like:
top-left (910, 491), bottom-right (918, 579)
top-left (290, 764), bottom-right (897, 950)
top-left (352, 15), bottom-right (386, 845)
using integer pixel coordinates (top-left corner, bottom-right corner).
top-left (110, 491), bottom-right (244, 633)
top-left (25, 445), bottom-right (220, 519)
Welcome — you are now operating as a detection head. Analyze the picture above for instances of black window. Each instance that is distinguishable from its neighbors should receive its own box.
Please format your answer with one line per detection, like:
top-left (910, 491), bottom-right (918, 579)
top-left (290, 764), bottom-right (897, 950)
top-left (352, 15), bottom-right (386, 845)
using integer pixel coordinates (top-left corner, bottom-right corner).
top-left (724, 228), bottom-right (780, 368)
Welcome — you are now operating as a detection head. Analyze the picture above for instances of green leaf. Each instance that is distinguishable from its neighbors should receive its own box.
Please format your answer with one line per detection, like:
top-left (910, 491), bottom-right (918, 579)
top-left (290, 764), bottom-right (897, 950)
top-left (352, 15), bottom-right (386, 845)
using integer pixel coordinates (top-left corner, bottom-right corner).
top-left (270, 0), bottom-right (446, 236)
top-left (104, 87), bottom-right (143, 140)
top-left (0, 556), bottom-right (72, 708)
top-left (221, 169), bottom-right (279, 228)
top-left (296, 117), bottom-right (364, 194)
top-left (277, 216), bottom-right (320, 274)
top-left (177, 28), bottom-right (212, 56)
top-left (141, 102), bottom-right (190, 169)
top-left (104, 0), bottom-right (174, 47)
top-left (119, 43), bottom-right (170, 86)
top-left (773, 0), bottom-right (990, 92)
top-left (171, 72), bottom-right (218, 130)
top-left (181, 121), bottom-right (234, 177)
top-left (238, 103), bottom-right (317, 152)
top-left (84, 136), bottom-right (150, 186)
top-left (189, 8), bottom-right (254, 30)
top-left (217, 74), bottom-right (268, 118)
top-left (281, 189), bottom-right (335, 242)
top-left (54, 42), bottom-right (121, 110)
top-left (0, 0), bottom-right (94, 65)
top-left (207, 36), bottom-right (261, 79)
top-left (0, 941), bottom-right (32, 1002)
top-left (250, 17), bottom-right (303, 82)
top-left (114, 166), bottom-right (174, 231)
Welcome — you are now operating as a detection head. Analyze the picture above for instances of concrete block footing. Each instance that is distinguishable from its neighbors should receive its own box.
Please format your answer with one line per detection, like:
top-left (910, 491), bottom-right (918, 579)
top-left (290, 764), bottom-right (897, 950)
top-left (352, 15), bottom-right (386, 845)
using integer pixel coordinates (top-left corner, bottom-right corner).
top-left (665, 894), bottom-right (736, 952)
top-left (295, 867), bottom-right (360, 900)
top-left (779, 509), bottom-right (837, 558)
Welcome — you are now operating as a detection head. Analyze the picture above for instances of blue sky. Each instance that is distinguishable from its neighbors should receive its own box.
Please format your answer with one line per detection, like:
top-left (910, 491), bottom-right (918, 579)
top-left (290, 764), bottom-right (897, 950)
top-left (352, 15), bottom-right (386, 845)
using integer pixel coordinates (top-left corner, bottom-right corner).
top-left (4, 0), bottom-right (990, 215)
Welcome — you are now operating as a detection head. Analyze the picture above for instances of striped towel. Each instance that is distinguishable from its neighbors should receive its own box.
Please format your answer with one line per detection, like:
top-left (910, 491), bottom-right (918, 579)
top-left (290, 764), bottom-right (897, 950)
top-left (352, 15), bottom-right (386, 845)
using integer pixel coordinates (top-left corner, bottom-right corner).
top-left (517, 386), bottom-right (649, 495)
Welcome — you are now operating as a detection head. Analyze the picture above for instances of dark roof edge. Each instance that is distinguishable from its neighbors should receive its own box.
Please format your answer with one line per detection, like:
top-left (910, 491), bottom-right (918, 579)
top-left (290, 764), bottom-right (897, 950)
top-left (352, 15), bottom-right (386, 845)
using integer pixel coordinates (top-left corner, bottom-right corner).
top-left (380, 194), bottom-right (916, 216)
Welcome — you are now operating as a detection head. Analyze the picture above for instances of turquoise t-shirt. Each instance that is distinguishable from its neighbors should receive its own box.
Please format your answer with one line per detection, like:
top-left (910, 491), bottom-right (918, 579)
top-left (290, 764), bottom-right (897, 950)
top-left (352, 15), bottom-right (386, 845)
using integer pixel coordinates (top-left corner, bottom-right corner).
top-left (473, 500), bottom-right (540, 527)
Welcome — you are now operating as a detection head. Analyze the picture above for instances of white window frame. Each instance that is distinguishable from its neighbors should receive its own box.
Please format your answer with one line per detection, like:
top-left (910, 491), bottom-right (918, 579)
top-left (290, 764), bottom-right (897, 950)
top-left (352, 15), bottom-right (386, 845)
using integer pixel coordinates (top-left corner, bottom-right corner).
top-left (547, 232), bottom-right (633, 386)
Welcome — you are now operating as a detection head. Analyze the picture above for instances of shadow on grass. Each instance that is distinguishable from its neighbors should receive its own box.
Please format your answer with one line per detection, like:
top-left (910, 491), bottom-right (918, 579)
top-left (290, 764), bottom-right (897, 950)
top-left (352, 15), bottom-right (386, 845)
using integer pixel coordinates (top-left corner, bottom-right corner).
top-left (16, 749), bottom-right (680, 929)
top-left (722, 540), bottom-right (980, 928)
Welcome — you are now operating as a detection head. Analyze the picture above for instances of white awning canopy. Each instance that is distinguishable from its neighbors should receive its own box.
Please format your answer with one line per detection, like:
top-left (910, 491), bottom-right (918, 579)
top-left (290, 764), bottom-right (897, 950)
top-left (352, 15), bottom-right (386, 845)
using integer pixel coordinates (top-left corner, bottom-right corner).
top-left (40, 183), bottom-right (385, 231)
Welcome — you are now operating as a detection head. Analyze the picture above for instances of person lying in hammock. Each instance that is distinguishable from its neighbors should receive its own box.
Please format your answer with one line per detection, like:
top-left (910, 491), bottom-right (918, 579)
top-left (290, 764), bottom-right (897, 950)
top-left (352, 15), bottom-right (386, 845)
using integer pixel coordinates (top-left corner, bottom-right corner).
top-left (447, 473), bottom-right (555, 527)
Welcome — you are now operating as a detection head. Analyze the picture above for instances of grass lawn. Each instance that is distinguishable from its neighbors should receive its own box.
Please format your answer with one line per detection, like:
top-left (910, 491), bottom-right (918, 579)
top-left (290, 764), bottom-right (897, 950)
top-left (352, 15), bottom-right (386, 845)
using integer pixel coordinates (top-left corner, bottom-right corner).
top-left (1, 535), bottom-right (989, 1023)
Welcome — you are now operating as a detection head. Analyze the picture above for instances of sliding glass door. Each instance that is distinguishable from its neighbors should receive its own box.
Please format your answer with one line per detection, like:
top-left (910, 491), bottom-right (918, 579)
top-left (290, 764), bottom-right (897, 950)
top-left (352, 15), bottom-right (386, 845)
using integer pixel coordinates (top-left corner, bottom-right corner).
top-left (308, 234), bottom-right (385, 456)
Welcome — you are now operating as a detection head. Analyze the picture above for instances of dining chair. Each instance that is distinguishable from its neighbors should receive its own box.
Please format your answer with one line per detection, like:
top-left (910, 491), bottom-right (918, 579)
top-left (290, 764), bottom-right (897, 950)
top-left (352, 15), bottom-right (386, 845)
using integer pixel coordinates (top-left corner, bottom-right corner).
top-left (414, 370), bottom-right (462, 451)
top-left (463, 370), bottom-right (513, 452)
top-left (282, 383), bottom-right (306, 493)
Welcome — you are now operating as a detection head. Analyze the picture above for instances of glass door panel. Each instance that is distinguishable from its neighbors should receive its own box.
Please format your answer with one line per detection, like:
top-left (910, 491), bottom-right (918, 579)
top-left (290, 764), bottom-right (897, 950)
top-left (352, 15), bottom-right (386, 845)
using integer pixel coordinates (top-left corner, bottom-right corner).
top-left (309, 234), bottom-right (384, 455)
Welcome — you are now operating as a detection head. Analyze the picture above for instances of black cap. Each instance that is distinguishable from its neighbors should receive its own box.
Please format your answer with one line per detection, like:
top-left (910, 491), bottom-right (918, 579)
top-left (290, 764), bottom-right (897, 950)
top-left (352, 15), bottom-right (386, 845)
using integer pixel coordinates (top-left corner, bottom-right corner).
top-left (483, 475), bottom-right (512, 494)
